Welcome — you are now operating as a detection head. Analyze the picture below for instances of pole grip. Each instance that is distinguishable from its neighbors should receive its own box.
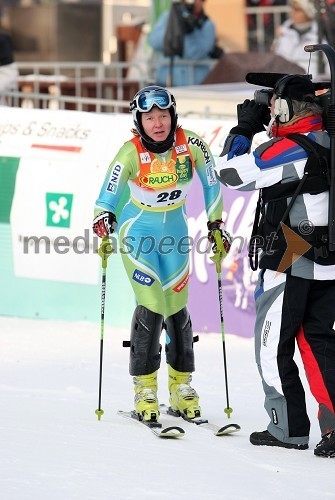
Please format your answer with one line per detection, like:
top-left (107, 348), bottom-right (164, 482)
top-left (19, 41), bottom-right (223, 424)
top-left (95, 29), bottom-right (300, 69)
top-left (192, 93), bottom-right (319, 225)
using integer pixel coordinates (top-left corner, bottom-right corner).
top-left (98, 236), bottom-right (114, 269)
top-left (209, 229), bottom-right (227, 273)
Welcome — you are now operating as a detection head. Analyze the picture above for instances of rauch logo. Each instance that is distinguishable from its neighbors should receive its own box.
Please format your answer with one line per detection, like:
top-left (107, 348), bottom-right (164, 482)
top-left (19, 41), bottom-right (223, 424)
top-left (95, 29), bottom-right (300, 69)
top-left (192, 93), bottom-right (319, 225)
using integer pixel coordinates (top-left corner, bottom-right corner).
top-left (139, 172), bottom-right (178, 189)
top-left (46, 192), bottom-right (73, 228)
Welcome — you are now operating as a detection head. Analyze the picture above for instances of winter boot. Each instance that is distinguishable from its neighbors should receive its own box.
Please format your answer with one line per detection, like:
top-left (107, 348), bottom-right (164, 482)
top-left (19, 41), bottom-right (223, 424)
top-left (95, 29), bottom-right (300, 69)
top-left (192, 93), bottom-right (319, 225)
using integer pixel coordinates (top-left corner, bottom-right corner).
top-left (314, 430), bottom-right (335, 458)
top-left (168, 365), bottom-right (201, 419)
top-left (250, 430), bottom-right (308, 450)
top-left (133, 371), bottom-right (159, 422)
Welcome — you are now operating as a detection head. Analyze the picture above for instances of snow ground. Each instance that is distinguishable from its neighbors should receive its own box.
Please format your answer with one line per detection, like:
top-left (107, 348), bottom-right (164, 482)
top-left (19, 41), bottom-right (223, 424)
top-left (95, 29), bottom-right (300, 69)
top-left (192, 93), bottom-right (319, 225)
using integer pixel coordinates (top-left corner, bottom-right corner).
top-left (1, 316), bottom-right (334, 500)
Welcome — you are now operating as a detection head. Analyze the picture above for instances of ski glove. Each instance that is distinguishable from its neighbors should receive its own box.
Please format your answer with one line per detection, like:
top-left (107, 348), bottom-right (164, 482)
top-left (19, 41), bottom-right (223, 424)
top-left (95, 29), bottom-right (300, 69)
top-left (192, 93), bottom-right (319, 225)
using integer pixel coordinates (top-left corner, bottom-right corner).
top-left (229, 99), bottom-right (270, 140)
top-left (93, 211), bottom-right (117, 238)
top-left (220, 134), bottom-right (251, 160)
top-left (207, 220), bottom-right (232, 255)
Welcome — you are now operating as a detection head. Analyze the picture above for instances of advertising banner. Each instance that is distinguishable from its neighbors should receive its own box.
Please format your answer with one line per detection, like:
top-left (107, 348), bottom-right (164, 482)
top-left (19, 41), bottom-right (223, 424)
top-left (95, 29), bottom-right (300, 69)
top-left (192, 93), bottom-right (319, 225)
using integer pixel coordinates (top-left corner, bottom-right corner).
top-left (180, 119), bottom-right (259, 337)
top-left (0, 108), bottom-right (135, 325)
top-left (6, 108), bottom-right (131, 285)
top-left (0, 106), bottom-right (260, 336)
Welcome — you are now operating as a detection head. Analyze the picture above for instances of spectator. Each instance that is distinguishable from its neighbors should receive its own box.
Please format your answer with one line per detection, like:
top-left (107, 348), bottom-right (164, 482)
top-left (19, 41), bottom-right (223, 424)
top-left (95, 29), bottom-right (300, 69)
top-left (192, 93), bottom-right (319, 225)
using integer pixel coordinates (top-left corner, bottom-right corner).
top-left (0, 30), bottom-right (18, 101)
top-left (272, 0), bottom-right (324, 76)
top-left (148, 0), bottom-right (222, 87)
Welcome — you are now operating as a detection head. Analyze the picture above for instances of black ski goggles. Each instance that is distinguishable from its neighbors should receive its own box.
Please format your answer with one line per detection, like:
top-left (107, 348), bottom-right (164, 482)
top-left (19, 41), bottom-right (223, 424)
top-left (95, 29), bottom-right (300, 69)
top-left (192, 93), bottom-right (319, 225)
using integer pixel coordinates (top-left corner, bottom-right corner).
top-left (130, 90), bottom-right (175, 112)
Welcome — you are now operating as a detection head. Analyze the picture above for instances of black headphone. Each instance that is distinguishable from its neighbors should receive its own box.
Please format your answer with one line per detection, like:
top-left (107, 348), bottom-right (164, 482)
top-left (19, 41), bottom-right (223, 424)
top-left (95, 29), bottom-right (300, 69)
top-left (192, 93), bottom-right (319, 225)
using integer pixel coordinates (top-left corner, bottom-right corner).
top-left (273, 75), bottom-right (295, 124)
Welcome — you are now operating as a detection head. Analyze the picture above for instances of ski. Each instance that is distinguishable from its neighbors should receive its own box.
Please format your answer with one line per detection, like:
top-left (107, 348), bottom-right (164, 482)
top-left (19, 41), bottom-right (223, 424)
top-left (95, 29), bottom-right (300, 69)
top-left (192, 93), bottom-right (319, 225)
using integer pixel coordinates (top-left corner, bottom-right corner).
top-left (117, 410), bottom-right (185, 439)
top-left (159, 404), bottom-right (241, 436)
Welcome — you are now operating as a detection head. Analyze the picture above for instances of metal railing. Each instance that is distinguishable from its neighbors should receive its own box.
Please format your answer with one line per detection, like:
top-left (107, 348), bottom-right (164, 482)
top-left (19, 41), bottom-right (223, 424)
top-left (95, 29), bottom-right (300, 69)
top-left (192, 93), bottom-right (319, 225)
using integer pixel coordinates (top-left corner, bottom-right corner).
top-left (245, 4), bottom-right (290, 53)
top-left (16, 60), bottom-right (148, 101)
top-left (4, 89), bottom-right (131, 114)
top-left (2, 58), bottom-right (218, 113)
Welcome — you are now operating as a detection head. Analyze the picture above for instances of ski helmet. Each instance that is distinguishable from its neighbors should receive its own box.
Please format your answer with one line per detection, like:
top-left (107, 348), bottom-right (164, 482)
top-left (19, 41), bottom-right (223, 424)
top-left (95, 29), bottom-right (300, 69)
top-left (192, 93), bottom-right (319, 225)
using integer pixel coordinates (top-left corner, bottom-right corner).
top-left (130, 86), bottom-right (178, 153)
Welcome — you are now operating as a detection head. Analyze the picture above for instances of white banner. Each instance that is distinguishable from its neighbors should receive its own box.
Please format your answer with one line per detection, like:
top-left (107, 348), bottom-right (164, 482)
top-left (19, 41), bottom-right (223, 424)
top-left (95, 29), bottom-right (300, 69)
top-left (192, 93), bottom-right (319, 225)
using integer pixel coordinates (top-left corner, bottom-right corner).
top-left (6, 108), bottom-right (131, 284)
top-left (3, 106), bottom-right (240, 285)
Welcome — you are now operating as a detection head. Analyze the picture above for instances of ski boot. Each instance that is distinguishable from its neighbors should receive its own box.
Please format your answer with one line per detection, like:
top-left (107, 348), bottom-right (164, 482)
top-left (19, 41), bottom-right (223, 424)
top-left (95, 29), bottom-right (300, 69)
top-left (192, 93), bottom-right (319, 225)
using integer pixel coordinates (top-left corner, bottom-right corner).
top-left (250, 430), bottom-right (308, 450)
top-left (314, 430), bottom-right (335, 458)
top-left (168, 365), bottom-right (201, 419)
top-left (133, 371), bottom-right (159, 422)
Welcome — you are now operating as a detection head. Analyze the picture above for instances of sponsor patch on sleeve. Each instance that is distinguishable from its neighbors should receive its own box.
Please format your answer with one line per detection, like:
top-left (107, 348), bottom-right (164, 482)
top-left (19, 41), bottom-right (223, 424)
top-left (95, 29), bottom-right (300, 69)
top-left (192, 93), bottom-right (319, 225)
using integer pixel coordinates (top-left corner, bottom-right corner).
top-left (206, 165), bottom-right (217, 186)
top-left (187, 136), bottom-right (211, 164)
top-left (106, 162), bottom-right (123, 193)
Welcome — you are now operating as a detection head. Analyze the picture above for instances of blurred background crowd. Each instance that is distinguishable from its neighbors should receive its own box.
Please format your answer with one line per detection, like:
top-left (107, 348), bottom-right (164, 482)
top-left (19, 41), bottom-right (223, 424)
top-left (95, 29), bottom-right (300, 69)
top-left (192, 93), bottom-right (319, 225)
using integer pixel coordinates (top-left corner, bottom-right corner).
top-left (0, 0), bottom-right (334, 108)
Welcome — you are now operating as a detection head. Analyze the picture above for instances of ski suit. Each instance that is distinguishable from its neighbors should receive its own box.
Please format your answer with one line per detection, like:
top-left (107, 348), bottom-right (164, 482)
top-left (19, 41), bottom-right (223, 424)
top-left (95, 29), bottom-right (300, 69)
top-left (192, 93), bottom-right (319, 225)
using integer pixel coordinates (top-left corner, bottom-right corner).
top-left (215, 115), bottom-right (335, 447)
top-left (95, 128), bottom-right (223, 319)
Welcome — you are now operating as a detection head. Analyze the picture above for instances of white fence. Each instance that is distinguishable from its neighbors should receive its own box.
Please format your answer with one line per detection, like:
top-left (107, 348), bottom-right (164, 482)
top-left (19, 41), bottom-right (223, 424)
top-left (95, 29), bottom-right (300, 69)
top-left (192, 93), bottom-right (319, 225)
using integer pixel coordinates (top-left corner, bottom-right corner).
top-left (3, 59), bottom-right (217, 115)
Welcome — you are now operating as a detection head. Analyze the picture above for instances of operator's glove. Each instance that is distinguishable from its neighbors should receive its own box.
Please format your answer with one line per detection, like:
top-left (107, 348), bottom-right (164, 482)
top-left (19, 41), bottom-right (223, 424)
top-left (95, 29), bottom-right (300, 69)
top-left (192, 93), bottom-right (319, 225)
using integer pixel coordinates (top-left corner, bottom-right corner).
top-left (207, 219), bottom-right (232, 256)
top-left (93, 211), bottom-right (117, 238)
top-left (229, 99), bottom-right (271, 140)
top-left (220, 133), bottom-right (251, 160)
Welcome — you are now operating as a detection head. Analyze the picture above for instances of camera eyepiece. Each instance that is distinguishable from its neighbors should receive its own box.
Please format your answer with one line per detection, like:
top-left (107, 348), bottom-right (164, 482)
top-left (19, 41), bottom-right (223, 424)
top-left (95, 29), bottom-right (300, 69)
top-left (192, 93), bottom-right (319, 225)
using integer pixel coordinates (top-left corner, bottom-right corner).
top-left (254, 89), bottom-right (273, 107)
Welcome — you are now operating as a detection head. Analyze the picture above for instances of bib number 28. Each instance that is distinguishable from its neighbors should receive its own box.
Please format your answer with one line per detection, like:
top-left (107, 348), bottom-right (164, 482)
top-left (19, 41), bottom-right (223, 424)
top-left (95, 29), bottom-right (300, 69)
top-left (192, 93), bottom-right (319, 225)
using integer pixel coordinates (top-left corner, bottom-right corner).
top-left (157, 190), bottom-right (182, 203)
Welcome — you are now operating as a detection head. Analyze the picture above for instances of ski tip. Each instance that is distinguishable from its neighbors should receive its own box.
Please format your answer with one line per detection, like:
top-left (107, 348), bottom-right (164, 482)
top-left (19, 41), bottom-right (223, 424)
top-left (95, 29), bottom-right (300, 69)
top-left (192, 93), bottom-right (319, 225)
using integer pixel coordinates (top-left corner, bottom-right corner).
top-left (160, 426), bottom-right (185, 438)
top-left (216, 423), bottom-right (241, 436)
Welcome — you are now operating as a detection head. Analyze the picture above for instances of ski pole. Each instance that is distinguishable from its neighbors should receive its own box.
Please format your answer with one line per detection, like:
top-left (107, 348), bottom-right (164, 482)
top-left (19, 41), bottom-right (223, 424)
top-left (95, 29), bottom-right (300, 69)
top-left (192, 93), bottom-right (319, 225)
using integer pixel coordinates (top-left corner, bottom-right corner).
top-left (210, 230), bottom-right (233, 419)
top-left (95, 236), bottom-right (113, 421)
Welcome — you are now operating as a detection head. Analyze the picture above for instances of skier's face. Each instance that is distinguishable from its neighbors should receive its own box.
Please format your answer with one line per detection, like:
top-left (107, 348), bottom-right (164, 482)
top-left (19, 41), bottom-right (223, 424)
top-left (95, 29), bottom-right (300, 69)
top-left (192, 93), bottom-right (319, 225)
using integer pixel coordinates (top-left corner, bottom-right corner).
top-left (141, 107), bottom-right (172, 142)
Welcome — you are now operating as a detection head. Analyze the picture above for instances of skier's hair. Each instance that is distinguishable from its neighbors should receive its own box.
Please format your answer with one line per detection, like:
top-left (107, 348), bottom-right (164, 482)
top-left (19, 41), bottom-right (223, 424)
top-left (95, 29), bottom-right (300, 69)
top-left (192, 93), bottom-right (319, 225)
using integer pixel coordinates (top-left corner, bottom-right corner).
top-left (291, 98), bottom-right (323, 117)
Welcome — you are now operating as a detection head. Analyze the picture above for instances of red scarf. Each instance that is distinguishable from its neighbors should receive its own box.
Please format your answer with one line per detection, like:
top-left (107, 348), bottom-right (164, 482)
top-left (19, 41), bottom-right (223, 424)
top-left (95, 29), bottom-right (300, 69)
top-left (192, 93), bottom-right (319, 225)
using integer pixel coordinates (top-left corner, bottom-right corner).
top-left (272, 115), bottom-right (324, 137)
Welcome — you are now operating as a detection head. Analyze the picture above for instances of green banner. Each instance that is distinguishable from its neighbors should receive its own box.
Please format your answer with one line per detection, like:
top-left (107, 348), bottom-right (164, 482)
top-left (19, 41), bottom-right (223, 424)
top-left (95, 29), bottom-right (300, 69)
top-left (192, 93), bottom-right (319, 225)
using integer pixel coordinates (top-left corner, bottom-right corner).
top-left (0, 157), bottom-right (20, 223)
top-left (151, 0), bottom-right (171, 25)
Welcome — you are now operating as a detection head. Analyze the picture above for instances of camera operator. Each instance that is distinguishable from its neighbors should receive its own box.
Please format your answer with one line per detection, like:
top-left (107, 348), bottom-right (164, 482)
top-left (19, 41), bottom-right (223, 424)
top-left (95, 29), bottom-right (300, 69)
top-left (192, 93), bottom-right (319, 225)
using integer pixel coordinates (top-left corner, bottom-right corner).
top-left (148, 0), bottom-right (222, 87)
top-left (214, 74), bottom-right (335, 458)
